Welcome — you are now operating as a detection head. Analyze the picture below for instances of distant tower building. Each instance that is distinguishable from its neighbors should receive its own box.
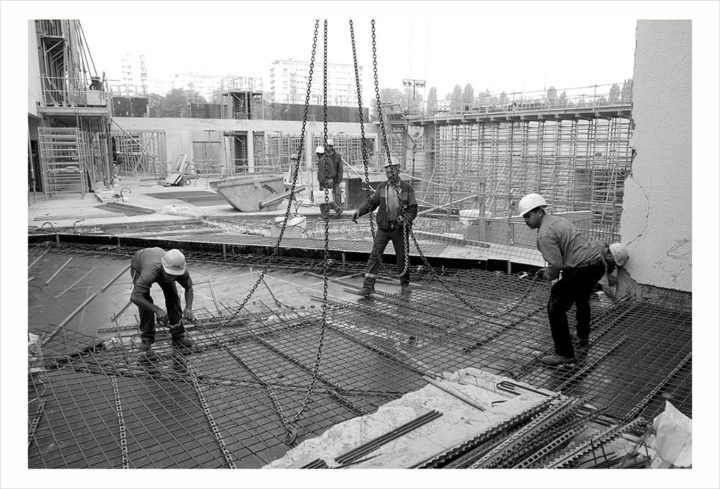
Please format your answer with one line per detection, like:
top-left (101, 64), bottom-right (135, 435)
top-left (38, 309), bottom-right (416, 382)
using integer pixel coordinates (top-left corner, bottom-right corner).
top-left (270, 59), bottom-right (362, 107)
top-left (118, 51), bottom-right (148, 96)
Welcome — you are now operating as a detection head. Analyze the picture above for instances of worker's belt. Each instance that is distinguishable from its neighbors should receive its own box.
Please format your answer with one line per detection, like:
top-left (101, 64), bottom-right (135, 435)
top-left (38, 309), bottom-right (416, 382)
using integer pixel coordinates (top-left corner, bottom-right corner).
top-left (574, 258), bottom-right (603, 270)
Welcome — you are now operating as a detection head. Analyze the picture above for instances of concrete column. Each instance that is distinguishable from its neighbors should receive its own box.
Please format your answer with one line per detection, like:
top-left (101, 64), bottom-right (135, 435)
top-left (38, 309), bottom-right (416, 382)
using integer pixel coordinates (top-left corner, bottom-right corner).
top-left (247, 130), bottom-right (254, 173)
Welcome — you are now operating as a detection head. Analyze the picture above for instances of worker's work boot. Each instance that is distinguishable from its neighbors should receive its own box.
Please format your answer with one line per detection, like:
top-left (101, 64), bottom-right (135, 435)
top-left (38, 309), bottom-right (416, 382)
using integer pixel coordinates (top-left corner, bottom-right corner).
top-left (401, 284), bottom-right (411, 294)
top-left (138, 340), bottom-right (156, 361)
top-left (169, 323), bottom-right (194, 353)
top-left (540, 353), bottom-right (576, 366)
top-left (361, 286), bottom-right (374, 297)
top-left (573, 335), bottom-right (590, 349)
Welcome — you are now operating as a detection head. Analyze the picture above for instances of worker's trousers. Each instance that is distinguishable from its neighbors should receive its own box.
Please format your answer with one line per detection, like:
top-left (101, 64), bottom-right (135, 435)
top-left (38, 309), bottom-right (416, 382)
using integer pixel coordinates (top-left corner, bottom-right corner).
top-left (362, 226), bottom-right (410, 289)
top-left (547, 261), bottom-right (605, 357)
top-left (131, 270), bottom-right (185, 345)
top-left (318, 178), bottom-right (343, 217)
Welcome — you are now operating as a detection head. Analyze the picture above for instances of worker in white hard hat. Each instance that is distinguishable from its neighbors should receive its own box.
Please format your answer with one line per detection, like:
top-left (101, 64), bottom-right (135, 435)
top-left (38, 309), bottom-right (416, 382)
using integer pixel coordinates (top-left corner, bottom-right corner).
top-left (129, 247), bottom-right (195, 356)
top-left (351, 156), bottom-right (418, 296)
top-left (591, 241), bottom-right (629, 301)
top-left (315, 144), bottom-right (344, 218)
top-left (518, 193), bottom-right (604, 366)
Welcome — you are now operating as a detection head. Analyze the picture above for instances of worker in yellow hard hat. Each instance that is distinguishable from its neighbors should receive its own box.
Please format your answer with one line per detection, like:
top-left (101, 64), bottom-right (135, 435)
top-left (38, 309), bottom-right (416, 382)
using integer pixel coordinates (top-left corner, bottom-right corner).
top-left (129, 247), bottom-right (195, 356)
top-left (518, 193), bottom-right (604, 366)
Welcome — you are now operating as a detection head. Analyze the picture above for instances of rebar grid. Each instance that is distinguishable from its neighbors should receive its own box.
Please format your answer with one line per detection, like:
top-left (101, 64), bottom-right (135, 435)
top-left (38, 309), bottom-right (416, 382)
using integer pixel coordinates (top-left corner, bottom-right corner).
top-left (28, 246), bottom-right (691, 469)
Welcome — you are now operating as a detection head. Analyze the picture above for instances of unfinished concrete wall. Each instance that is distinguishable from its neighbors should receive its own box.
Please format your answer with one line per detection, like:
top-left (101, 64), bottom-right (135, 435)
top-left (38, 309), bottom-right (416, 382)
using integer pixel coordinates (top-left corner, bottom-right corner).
top-left (619, 20), bottom-right (691, 293)
top-left (27, 21), bottom-right (42, 116)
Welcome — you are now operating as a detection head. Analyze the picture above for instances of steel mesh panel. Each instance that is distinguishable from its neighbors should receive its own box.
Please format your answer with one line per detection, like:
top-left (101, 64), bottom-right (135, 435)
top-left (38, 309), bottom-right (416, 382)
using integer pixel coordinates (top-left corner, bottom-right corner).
top-left (28, 245), bottom-right (691, 469)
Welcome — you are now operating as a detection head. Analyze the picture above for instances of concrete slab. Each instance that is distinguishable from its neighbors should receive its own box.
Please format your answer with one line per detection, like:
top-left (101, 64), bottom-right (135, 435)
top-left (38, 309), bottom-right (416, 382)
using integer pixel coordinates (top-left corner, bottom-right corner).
top-left (264, 368), bottom-right (553, 469)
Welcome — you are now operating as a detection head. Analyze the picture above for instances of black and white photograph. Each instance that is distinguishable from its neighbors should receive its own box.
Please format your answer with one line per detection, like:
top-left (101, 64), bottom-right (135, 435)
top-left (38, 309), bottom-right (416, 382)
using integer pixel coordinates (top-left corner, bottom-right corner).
top-left (1, 1), bottom-right (718, 488)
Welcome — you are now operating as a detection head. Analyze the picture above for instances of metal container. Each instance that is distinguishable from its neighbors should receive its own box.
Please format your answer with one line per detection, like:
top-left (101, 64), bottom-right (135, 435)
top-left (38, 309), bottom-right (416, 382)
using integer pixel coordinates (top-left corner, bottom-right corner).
top-left (209, 174), bottom-right (286, 212)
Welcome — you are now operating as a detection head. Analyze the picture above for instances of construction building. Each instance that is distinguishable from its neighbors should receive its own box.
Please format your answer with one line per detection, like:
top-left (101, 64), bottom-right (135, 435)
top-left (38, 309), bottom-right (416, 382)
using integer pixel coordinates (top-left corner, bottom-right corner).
top-left (270, 58), bottom-right (362, 107)
top-left (19, 17), bottom-right (700, 479)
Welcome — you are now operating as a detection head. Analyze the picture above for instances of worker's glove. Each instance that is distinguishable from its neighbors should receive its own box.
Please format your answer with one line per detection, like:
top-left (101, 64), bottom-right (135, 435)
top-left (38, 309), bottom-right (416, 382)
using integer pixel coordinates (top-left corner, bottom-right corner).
top-left (534, 268), bottom-right (553, 281)
top-left (352, 210), bottom-right (360, 223)
top-left (156, 309), bottom-right (169, 325)
top-left (183, 309), bottom-right (195, 323)
top-left (397, 215), bottom-right (405, 224)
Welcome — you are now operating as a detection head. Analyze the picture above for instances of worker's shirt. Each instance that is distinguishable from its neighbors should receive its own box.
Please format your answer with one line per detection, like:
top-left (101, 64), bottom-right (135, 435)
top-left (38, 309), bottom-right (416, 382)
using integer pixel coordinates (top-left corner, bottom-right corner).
top-left (317, 152), bottom-right (343, 183)
top-left (536, 215), bottom-right (601, 273)
top-left (358, 178), bottom-right (418, 230)
top-left (130, 248), bottom-right (192, 301)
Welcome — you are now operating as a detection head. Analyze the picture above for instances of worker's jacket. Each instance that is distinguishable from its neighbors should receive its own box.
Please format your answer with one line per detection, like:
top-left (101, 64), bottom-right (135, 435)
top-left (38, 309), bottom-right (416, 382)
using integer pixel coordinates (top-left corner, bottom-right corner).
top-left (317, 153), bottom-right (343, 185)
top-left (357, 179), bottom-right (418, 231)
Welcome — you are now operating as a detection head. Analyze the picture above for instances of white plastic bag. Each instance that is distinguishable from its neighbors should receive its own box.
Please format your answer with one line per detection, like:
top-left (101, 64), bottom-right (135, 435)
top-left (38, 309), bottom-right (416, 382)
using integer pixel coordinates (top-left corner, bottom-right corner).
top-left (651, 400), bottom-right (692, 467)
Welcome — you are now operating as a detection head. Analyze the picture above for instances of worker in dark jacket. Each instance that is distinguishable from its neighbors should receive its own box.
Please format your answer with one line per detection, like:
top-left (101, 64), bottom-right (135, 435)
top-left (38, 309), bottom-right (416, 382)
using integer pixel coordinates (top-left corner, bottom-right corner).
top-left (352, 157), bottom-right (418, 296)
top-left (129, 247), bottom-right (195, 355)
top-left (519, 193), bottom-right (604, 366)
top-left (316, 144), bottom-right (344, 218)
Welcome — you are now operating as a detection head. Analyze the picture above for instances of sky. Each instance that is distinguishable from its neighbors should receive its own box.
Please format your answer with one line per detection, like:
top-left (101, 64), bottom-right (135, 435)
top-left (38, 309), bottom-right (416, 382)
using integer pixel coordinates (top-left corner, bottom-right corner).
top-left (55, 2), bottom-right (647, 102)
top-left (2, 2), bottom-right (720, 489)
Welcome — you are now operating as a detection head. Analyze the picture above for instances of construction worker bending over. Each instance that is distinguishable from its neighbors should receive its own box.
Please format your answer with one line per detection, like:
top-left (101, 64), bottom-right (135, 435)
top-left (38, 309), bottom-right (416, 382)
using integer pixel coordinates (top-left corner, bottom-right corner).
top-left (519, 193), bottom-right (605, 366)
top-left (315, 143), bottom-right (343, 218)
top-left (592, 241), bottom-right (629, 301)
top-left (129, 247), bottom-right (195, 355)
top-left (352, 157), bottom-right (418, 297)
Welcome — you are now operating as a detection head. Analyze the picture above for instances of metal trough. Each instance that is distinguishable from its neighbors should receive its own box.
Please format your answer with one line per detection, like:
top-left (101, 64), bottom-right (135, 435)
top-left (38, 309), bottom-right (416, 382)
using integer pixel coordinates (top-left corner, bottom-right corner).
top-left (209, 174), bottom-right (286, 212)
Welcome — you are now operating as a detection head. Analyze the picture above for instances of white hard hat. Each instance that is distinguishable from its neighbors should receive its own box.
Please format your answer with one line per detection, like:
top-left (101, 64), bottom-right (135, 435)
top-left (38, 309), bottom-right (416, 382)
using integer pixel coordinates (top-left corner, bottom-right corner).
top-left (161, 249), bottom-right (186, 275)
top-left (315, 146), bottom-right (325, 154)
top-left (609, 243), bottom-right (629, 267)
top-left (326, 139), bottom-right (334, 146)
top-left (517, 193), bottom-right (548, 217)
top-left (384, 156), bottom-right (401, 168)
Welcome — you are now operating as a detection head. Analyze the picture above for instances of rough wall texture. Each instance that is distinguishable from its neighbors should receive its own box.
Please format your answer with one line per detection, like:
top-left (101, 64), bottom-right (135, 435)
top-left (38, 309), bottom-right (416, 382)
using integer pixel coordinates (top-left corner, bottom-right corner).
top-left (620, 20), bottom-right (692, 292)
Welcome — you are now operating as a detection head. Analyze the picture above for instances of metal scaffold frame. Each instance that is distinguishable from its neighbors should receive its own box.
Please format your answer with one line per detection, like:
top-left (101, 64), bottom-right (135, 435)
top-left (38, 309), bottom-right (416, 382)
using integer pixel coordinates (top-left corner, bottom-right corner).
top-left (410, 116), bottom-right (632, 245)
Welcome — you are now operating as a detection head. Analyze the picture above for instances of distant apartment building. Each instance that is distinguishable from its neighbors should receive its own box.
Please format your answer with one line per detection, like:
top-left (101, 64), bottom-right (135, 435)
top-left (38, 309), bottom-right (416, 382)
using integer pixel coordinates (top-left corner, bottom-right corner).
top-left (270, 59), bottom-right (362, 107)
top-left (172, 73), bottom-right (264, 101)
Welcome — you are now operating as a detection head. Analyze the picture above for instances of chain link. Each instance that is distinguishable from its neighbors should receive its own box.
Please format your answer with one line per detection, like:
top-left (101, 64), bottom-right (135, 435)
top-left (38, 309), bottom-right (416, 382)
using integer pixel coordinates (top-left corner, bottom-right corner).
top-left (216, 20), bottom-right (319, 330)
top-left (290, 19), bottom-right (329, 428)
top-left (110, 376), bottom-right (130, 469)
top-left (180, 357), bottom-right (237, 468)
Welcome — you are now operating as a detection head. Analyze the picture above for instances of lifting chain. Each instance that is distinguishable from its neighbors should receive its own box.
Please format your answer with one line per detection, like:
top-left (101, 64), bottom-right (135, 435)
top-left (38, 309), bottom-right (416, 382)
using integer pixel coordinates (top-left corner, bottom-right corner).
top-left (178, 355), bottom-right (238, 468)
top-left (367, 20), bottom-right (536, 311)
top-left (110, 376), bottom-right (130, 468)
top-left (217, 20), bottom-right (319, 330)
top-left (289, 18), bottom-right (330, 429)
top-left (368, 20), bottom-right (410, 278)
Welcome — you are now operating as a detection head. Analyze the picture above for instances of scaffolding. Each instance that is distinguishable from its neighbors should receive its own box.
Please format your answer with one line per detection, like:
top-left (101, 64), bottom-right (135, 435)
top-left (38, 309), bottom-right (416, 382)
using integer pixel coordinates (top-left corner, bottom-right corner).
top-left (110, 127), bottom-right (166, 179)
top-left (416, 116), bottom-right (632, 244)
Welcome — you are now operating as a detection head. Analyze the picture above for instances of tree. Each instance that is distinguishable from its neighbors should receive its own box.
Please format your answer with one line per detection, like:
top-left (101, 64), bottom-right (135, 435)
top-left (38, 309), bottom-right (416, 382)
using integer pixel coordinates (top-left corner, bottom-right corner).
top-left (546, 86), bottom-right (558, 106)
top-left (450, 84), bottom-right (463, 111)
top-left (426, 87), bottom-right (438, 115)
top-left (608, 83), bottom-right (620, 103)
top-left (160, 88), bottom-right (206, 117)
top-left (620, 78), bottom-right (633, 103)
top-left (498, 91), bottom-right (509, 105)
top-left (379, 88), bottom-right (405, 108)
top-left (558, 91), bottom-right (568, 107)
top-left (476, 88), bottom-right (492, 106)
top-left (462, 83), bottom-right (475, 108)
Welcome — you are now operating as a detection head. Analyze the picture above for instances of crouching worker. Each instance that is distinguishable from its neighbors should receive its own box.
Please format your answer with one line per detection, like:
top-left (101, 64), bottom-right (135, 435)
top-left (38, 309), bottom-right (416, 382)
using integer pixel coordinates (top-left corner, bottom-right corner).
top-left (352, 157), bottom-right (418, 297)
top-left (130, 247), bottom-right (195, 355)
top-left (592, 241), bottom-right (629, 301)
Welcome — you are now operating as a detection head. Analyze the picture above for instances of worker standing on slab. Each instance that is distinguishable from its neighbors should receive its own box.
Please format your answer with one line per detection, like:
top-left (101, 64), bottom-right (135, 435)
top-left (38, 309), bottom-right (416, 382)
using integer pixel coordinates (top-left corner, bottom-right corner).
top-left (519, 193), bottom-right (604, 366)
top-left (592, 241), bottom-right (629, 301)
top-left (319, 139), bottom-right (344, 217)
top-left (129, 248), bottom-right (195, 355)
top-left (352, 157), bottom-right (418, 297)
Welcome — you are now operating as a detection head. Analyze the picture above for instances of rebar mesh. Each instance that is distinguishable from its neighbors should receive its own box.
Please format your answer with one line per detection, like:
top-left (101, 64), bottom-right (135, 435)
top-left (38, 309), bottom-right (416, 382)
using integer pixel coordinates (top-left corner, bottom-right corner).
top-left (28, 245), bottom-right (691, 469)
